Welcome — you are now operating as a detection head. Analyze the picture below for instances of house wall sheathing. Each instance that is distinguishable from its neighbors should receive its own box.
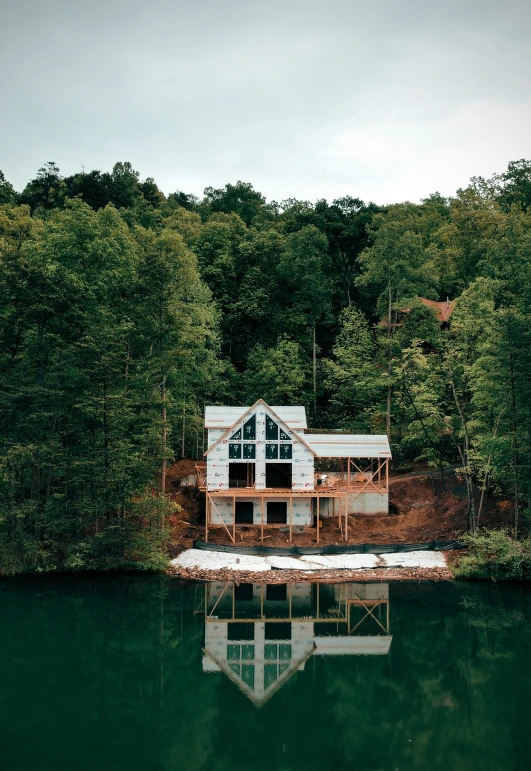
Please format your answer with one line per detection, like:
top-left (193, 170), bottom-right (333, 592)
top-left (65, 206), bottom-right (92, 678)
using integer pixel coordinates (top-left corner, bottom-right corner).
top-left (207, 407), bottom-right (315, 492)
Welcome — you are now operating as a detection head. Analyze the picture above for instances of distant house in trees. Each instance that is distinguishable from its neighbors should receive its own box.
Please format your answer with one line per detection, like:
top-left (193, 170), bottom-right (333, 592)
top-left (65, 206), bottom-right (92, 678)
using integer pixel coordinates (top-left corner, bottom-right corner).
top-left (199, 399), bottom-right (391, 543)
top-left (380, 297), bottom-right (456, 330)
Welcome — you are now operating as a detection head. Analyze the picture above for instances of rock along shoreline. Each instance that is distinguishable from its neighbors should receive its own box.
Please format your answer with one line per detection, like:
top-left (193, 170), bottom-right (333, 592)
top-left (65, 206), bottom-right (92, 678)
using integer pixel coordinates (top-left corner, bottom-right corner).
top-left (167, 564), bottom-right (454, 583)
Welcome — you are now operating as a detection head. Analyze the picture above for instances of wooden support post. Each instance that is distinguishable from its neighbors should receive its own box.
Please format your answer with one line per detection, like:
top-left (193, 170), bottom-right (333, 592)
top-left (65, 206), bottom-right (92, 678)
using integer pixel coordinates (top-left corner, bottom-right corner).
top-left (205, 494), bottom-right (209, 542)
top-left (289, 496), bottom-right (293, 543)
top-left (385, 459), bottom-right (389, 489)
top-left (232, 494), bottom-right (236, 543)
top-left (261, 495), bottom-right (264, 543)
top-left (316, 495), bottom-right (320, 544)
top-left (347, 457), bottom-right (351, 488)
top-left (345, 495), bottom-right (349, 541)
top-left (378, 460), bottom-right (381, 487)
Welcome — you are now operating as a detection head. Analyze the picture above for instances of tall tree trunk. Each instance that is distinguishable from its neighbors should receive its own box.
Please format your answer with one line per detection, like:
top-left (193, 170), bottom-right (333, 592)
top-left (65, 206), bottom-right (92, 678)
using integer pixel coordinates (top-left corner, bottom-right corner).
top-left (448, 368), bottom-right (476, 532)
top-left (313, 324), bottom-right (317, 415)
top-left (161, 374), bottom-right (167, 500)
top-left (508, 344), bottom-right (520, 537)
top-left (386, 281), bottom-right (392, 440)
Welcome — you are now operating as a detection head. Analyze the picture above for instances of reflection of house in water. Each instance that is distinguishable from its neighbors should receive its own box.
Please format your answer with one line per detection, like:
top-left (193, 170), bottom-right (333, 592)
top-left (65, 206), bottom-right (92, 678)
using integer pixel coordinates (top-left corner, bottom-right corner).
top-left (202, 582), bottom-right (391, 706)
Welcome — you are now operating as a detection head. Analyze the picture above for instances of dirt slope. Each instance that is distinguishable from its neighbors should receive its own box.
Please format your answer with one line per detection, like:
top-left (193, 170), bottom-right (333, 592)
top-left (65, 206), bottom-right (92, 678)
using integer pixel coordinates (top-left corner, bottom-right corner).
top-left (166, 464), bottom-right (514, 556)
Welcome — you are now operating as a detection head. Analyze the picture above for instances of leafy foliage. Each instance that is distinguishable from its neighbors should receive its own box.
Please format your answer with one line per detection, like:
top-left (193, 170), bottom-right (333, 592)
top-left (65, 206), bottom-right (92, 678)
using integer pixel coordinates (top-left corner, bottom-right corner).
top-left (2, 155), bottom-right (531, 572)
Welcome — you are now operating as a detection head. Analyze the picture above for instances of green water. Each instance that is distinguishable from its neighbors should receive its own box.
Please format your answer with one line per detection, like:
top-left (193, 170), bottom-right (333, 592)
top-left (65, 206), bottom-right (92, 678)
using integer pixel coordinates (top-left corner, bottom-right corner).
top-left (1, 577), bottom-right (531, 771)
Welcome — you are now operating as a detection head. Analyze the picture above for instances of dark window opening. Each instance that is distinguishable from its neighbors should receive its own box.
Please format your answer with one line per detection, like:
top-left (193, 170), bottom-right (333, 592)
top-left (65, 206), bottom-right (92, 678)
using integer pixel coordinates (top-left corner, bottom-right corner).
top-left (243, 443), bottom-right (256, 459)
top-left (265, 622), bottom-right (291, 640)
top-left (266, 584), bottom-right (287, 602)
top-left (266, 443), bottom-right (278, 459)
top-left (230, 427), bottom-right (242, 440)
top-left (228, 622), bottom-right (255, 640)
top-left (266, 463), bottom-right (292, 489)
top-left (267, 501), bottom-right (287, 524)
top-left (229, 463), bottom-right (255, 488)
top-left (280, 428), bottom-right (290, 441)
top-left (234, 583), bottom-right (254, 601)
top-left (243, 415), bottom-right (256, 440)
top-left (229, 443), bottom-right (241, 459)
top-left (266, 415), bottom-right (279, 440)
top-left (235, 501), bottom-right (254, 524)
top-left (279, 444), bottom-right (292, 459)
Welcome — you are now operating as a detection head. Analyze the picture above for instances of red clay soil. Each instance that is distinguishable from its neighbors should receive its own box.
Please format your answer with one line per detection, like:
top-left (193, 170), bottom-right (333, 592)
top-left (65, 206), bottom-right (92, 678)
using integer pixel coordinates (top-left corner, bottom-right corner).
top-left (166, 463), bottom-right (515, 558)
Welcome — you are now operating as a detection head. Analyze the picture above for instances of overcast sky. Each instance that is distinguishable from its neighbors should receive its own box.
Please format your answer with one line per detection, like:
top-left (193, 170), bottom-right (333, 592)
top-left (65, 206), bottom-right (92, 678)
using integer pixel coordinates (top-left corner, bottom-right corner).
top-left (1, 0), bottom-right (530, 204)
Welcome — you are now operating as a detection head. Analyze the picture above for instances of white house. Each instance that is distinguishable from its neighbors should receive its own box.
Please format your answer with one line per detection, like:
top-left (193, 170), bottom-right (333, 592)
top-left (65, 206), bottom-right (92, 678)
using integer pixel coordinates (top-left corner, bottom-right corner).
top-left (202, 399), bottom-right (391, 541)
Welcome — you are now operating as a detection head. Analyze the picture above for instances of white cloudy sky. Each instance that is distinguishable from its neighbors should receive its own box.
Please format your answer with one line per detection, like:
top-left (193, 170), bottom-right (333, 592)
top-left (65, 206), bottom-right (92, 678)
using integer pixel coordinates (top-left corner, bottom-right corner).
top-left (1, 0), bottom-right (530, 204)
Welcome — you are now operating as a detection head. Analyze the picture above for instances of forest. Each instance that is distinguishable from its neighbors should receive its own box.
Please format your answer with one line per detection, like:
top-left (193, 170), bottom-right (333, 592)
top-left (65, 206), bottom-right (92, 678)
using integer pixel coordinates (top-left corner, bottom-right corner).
top-left (0, 159), bottom-right (530, 574)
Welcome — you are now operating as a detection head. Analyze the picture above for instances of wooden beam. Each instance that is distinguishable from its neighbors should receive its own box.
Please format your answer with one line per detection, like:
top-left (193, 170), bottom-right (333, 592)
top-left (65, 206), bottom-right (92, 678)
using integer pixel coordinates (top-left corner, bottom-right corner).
top-left (261, 495), bottom-right (264, 543)
top-left (316, 496), bottom-right (320, 544)
top-left (344, 495), bottom-right (348, 541)
top-left (289, 496), bottom-right (293, 543)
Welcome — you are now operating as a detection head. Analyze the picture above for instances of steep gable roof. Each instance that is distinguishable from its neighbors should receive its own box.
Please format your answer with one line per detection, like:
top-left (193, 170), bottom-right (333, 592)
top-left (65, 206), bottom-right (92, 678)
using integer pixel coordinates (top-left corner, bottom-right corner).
top-left (204, 399), bottom-right (315, 457)
top-left (205, 405), bottom-right (307, 430)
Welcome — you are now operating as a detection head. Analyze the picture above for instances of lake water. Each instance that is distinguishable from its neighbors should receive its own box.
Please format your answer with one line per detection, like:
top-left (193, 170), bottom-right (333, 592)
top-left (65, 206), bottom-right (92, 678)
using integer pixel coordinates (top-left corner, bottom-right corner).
top-left (1, 576), bottom-right (531, 771)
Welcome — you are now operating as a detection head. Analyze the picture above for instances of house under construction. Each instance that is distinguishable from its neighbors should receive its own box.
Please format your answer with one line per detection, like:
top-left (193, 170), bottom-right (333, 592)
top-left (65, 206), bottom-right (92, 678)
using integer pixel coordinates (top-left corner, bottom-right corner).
top-left (199, 399), bottom-right (391, 543)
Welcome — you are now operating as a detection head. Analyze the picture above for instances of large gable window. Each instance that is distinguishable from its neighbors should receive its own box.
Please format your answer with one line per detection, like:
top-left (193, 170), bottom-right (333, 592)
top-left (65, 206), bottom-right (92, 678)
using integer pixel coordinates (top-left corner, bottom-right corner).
top-left (229, 414), bottom-right (256, 461)
top-left (243, 415), bottom-right (256, 440)
top-left (229, 443), bottom-right (242, 459)
top-left (266, 415), bottom-right (278, 440)
top-left (265, 414), bottom-right (292, 462)
top-left (266, 444), bottom-right (278, 460)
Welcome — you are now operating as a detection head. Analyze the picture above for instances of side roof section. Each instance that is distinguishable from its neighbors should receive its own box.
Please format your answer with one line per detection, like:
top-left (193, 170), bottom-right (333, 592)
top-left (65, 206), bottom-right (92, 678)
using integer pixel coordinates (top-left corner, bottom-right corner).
top-left (205, 405), bottom-right (307, 430)
top-left (303, 434), bottom-right (391, 458)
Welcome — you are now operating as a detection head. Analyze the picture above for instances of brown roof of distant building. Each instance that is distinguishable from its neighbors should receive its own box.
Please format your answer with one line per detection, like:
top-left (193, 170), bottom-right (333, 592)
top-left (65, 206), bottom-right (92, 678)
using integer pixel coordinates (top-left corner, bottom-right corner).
top-left (379, 297), bottom-right (456, 327)
top-left (418, 297), bottom-right (456, 323)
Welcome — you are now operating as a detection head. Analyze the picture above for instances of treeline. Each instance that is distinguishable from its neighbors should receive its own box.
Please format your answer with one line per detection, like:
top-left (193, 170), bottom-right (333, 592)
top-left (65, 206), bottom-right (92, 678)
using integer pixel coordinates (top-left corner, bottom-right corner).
top-left (0, 159), bottom-right (530, 572)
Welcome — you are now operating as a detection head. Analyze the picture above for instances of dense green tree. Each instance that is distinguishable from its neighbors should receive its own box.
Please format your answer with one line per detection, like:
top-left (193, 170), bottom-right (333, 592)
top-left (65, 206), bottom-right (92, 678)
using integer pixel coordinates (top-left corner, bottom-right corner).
top-left (201, 181), bottom-right (266, 225)
top-left (110, 161), bottom-right (140, 209)
top-left (62, 169), bottom-right (113, 210)
top-left (324, 306), bottom-right (384, 431)
top-left (0, 171), bottom-right (17, 204)
top-left (242, 337), bottom-right (307, 405)
top-left (19, 162), bottom-right (65, 212)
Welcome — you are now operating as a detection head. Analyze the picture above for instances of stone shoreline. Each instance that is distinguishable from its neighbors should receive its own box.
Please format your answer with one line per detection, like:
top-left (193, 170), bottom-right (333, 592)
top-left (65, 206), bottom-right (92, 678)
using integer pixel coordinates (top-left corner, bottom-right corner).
top-left (167, 565), bottom-right (454, 583)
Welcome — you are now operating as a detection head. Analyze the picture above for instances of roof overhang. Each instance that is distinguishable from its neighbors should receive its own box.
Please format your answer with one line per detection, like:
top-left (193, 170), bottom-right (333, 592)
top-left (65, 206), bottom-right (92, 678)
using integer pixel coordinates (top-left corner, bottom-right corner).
top-left (303, 434), bottom-right (391, 459)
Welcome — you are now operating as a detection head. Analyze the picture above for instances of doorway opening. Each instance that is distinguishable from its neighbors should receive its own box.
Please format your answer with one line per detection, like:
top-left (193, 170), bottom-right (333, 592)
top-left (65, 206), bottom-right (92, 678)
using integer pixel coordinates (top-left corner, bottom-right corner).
top-left (267, 501), bottom-right (288, 524)
top-left (229, 462), bottom-right (255, 488)
top-left (235, 501), bottom-right (254, 524)
top-left (265, 463), bottom-right (292, 489)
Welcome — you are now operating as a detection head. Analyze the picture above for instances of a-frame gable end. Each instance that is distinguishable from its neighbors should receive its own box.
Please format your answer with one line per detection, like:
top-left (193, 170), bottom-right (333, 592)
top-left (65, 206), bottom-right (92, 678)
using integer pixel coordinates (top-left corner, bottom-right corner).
top-left (204, 399), bottom-right (316, 457)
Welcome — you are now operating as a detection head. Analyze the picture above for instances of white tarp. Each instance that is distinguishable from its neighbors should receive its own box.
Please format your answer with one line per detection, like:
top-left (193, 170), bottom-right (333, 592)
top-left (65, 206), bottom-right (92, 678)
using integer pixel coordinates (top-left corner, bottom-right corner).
top-left (170, 549), bottom-right (447, 572)
top-left (379, 551), bottom-right (447, 568)
top-left (299, 554), bottom-right (380, 570)
top-left (170, 550), bottom-right (271, 572)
